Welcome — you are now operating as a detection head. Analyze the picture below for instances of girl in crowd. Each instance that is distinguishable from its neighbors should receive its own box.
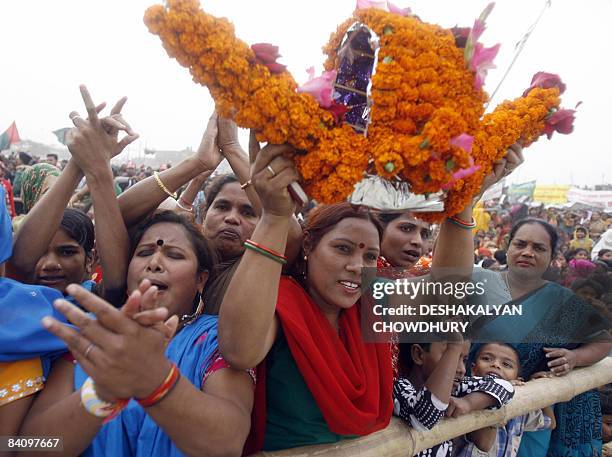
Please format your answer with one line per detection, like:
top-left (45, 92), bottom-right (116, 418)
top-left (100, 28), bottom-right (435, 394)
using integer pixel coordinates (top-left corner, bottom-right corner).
top-left (1, 85), bottom-right (137, 437)
top-left (21, 211), bottom-right (254, 457)
top-left (395, 341), bottom-right (514, 457)
top-left (470, 218), bottom-right (611, 456)
top-left (8, 87), bottom-right (137, 305)
top-left (570, 226), bottom-right (593, 253)
top-left (218, 140), bottom-right (477, 452)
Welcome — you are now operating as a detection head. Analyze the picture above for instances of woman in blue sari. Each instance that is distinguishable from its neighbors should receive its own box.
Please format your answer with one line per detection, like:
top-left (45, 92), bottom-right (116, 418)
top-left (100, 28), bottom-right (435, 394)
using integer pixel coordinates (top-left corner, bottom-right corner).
top-left (20, 210), bottom-right (254, 457)
top-left (470, 218), bottom-right (611, 457)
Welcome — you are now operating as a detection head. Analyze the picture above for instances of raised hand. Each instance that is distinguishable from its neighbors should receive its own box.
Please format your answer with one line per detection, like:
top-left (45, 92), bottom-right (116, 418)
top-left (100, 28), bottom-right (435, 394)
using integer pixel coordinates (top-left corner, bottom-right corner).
top-left (474, 143), bottom-right (524, 204)
top-left (42, 284), bottom-right (172, 402)
top-left (67, 85), bottom-right (139, 173)
top-left (217, 116), bottom-right (241, 155)
top-left (249, 136), bottom-right (299, 218)
top-left (195, 112), bottom-right (223, 172)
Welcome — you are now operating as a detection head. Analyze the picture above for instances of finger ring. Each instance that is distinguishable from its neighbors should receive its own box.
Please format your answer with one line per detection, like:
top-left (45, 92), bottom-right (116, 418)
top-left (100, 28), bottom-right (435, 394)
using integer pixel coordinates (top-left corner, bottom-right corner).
top-left (266, 165), bottom-right (277, 177)
top-left (84, 342), bottom-right (95, 359)
top-left (240, 179), bottom-right (252, 190)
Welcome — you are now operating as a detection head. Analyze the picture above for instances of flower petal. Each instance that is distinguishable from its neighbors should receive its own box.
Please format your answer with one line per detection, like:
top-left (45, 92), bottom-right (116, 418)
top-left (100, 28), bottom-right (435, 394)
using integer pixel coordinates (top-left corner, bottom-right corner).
top-left (356, 0), bottom-right (389, 11)
top-left (450, 133), bottom-right (474, 153)
top-left (522, 71), bottom-right (566, 97)
top-left (387, 1), bottom-right (411, 16)
top-left (298, 70), bottom-right (337, 108)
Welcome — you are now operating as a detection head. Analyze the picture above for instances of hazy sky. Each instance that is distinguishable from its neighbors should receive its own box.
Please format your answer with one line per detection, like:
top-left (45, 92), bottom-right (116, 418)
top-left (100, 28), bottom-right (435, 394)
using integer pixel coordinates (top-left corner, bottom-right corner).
top-left (1, 0), bottom-right (610, 185)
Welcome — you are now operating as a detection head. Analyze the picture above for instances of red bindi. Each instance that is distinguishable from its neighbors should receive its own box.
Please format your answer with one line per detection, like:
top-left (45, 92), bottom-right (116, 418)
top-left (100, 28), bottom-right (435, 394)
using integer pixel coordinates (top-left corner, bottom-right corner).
top-left (359, 242), bottom-right (365, 249)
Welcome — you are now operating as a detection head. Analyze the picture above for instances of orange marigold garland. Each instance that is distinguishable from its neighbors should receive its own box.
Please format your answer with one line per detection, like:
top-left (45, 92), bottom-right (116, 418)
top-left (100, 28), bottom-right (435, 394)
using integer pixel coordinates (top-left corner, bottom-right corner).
top-left (145, 0), bottom-right (574, 222)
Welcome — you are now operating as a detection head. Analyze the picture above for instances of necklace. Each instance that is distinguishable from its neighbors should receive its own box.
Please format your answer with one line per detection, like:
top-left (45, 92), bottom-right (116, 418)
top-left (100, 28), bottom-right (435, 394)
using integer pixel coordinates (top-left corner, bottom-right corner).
top-left (502, 272), bottom-right (512, 296)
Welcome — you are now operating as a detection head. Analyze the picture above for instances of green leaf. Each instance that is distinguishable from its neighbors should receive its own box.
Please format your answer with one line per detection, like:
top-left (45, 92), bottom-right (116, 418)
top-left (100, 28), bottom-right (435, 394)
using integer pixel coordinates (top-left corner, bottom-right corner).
top-left (445, 160), bottom-right (455, 171)
top-left (384, 162), bottom-right (395, 173)
top-left (382, 56), bottom-right (393, 64)
top-left (419, 138), bottom-right (430, 149)
top-left (383, 25), bottom-right (394, 35)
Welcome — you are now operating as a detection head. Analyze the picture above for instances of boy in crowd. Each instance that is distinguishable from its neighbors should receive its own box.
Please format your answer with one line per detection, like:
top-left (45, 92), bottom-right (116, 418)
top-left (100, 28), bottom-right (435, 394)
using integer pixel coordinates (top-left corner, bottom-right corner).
top-left (458, 343), bottom-right (555, 457)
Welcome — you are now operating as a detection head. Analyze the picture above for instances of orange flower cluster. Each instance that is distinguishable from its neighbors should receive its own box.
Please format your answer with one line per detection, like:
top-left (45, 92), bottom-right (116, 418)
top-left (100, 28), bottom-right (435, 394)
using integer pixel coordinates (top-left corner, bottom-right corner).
top-left (146, 1), bottom-right (563, 221)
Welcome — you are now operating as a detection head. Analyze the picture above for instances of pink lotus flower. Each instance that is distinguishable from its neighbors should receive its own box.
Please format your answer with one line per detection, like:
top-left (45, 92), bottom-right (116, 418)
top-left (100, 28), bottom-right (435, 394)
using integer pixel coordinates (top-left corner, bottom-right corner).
top-left (522, 72), bottom-right (567, 97)
top-left (442, 156), bottom-right (481, 190)
top-left (298, 67), bottom-right (337, 108)
top-left (470, 42), bottom-right (500, 90)
top-left (251, 43), bottom-right (286, 74)
top-left (543, 109), bottom-right (576, 139)
top-left (450, 133), bottom-right (474, 153)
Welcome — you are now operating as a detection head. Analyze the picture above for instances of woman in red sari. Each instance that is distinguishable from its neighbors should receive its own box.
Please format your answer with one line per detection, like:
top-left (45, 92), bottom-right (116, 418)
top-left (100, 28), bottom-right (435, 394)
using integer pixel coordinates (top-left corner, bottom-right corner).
top-left (218, 142), bottom-right (476, 453)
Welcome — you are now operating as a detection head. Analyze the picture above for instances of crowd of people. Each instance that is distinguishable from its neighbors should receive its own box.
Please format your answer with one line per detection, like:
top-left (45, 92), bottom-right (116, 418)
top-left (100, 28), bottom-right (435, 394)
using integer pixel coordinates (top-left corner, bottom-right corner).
top-left (0, 85), bottom-right (610, 457)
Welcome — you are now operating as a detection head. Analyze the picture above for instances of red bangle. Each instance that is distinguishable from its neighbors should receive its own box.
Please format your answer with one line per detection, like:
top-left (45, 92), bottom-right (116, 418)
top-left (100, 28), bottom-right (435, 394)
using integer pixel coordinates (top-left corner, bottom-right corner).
top-left (244, 239), bottom-right (287, 261)
top-left (137, 363), bottom-right (180, 408)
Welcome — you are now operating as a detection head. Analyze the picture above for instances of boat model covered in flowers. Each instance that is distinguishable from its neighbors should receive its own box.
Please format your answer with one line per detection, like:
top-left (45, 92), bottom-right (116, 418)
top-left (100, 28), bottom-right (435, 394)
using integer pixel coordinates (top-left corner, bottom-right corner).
top-left (144, 0), bottom-right (575, 221)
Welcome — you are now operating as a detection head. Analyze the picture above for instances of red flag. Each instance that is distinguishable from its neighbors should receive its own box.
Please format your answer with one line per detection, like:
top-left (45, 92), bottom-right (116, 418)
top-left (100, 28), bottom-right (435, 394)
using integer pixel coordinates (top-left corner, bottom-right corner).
top-left (0, 122), bottom-right (21, 150)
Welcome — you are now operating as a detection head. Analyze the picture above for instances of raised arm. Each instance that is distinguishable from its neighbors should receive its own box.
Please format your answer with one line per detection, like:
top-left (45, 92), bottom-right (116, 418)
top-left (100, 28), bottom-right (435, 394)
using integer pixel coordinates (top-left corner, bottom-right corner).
top-left (118, 113), bottom-right (223, 227)
top-left (66, 86), bottom-right (138, 298)
top-left (218, 144), bottom-right (298, 369)
top-left (432, 144), bottom-right (524, 278)
top-left (8, 98), bottom-right (130, 280)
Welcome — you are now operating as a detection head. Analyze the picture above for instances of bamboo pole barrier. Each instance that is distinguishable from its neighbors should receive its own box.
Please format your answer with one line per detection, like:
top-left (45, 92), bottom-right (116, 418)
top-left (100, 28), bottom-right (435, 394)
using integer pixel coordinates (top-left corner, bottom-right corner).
top-left (252, 357), bottom-right (612, 457)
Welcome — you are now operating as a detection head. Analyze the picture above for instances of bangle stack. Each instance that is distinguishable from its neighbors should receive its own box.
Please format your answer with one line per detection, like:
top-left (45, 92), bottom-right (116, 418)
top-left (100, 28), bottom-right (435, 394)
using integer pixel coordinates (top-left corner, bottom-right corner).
top-left (137, 363), bottom-right (181, 408)
top-left (447, 215), bottom-right (477, 230)
top-left (243, 239), bottom-right (287, 265)
top-left (154, 172), bottom-right (178, 199)
top-left (80, 377), bottom-right (128, 423)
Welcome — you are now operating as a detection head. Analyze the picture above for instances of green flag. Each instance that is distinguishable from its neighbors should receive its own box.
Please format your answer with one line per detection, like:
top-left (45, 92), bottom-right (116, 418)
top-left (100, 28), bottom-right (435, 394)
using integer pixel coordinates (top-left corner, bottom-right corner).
top-left (53, 127), bottom-right (73, 145)
top-left (0, 121), bottom-right (21, 151)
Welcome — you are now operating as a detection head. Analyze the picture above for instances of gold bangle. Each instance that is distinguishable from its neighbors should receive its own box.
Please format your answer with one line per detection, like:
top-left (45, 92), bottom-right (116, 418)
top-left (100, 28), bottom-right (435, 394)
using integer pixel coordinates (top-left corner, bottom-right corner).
top-left (176, 200), bottom-right (194, 213)
top-left (154, 172), bottom-right (177, 199)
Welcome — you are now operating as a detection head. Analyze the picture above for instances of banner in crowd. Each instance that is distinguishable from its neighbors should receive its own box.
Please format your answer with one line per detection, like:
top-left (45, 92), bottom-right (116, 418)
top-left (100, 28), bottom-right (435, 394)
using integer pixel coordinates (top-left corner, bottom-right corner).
top-left (567, 187), bottom-right (612, 209)
top-left (481, 181), bottom-right (504, 201)
top-left (507, 181), bottom-right (536, 204)
top-left (533, 185), bottom-right (571, 204)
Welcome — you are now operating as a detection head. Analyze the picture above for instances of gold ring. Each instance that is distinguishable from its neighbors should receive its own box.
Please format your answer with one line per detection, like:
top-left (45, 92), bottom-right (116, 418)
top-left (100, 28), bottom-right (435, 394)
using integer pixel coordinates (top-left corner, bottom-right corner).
top-left (266, 165), bottom-right (276, 177)
top-left (240, 179), bottom-right (252, 190)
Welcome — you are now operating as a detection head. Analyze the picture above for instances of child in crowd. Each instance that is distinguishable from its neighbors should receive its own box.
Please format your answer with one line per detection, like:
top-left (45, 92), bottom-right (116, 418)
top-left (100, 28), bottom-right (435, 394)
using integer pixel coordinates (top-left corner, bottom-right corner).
top-left (458, 343), bottom-right (556, 457)
top-left (393, 340), bottom-right (514, 457)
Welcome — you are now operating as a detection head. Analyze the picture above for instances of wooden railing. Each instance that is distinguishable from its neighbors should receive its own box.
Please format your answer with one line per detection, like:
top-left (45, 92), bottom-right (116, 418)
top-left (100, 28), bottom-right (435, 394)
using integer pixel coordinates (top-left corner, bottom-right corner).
top-left (252, 357), bottom-right (612, 457)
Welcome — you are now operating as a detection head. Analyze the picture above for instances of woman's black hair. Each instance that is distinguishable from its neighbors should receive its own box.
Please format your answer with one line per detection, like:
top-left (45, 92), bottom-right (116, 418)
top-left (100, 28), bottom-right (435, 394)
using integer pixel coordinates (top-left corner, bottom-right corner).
top-left (60, 208), bottom-right (95, 253)
top-left (598, 249), bottom-right (611, 259)
top-left (204, 174), bottom-right (239, 211)
top-left (131, 210), bottom-right (218, 276)
top-left (481, 258), bottom-right (497, 269)
top-left (508, 218), bottom-right (558, 256)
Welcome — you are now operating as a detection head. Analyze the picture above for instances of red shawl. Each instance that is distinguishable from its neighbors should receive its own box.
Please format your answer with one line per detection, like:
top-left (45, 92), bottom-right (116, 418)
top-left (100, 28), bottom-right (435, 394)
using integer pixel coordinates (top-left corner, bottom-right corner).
top-left (245, 276), bottom-right (393, 454)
